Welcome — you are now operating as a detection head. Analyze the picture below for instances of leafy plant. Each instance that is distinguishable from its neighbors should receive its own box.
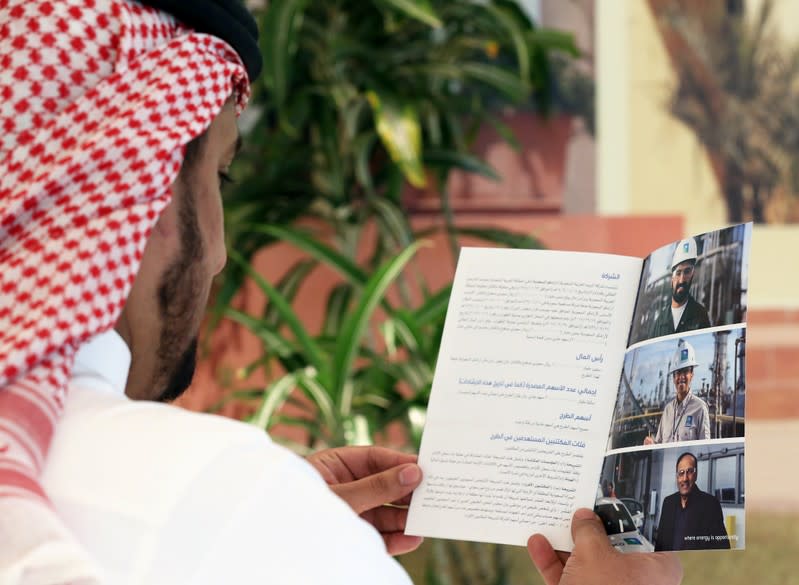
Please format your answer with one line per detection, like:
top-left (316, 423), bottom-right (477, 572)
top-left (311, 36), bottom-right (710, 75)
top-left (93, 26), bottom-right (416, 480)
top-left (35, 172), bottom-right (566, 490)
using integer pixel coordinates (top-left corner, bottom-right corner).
top-left (216, 0), bottom-right (579, 313)
top-left (224, 230), bottom-right (433, 449)
top-left (222, 206), bottom-right (542, 452)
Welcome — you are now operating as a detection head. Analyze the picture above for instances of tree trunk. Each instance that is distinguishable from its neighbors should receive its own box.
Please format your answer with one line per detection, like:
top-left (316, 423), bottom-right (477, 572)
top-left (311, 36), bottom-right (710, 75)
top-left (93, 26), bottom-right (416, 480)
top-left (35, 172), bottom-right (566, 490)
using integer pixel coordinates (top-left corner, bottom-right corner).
top-left (723, 170), bottom-right (745, 223)
top-left (751, 183), bottom-right (766, 223)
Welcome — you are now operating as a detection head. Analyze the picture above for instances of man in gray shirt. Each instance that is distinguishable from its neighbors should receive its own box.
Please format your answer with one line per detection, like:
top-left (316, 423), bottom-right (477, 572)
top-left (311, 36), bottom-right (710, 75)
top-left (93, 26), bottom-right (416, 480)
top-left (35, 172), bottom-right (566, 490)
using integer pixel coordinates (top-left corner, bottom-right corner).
top-left (644, 340), bottom-right (710, 444)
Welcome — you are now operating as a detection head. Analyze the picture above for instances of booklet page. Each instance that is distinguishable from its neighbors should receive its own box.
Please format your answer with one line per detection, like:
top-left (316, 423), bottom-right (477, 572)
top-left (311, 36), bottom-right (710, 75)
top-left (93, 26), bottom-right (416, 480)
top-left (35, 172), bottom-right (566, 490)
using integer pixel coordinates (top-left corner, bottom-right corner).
top-left (406, 248), bottom-right (642, 551)
top-left (597, 223), bottom-right (750, 553)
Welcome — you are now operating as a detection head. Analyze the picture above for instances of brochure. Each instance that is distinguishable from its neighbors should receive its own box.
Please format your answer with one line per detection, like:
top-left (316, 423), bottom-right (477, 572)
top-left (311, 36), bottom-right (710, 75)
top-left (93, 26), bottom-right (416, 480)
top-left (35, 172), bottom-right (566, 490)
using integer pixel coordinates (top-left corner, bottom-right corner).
top-left (406, 223), bottom-right (750, 553)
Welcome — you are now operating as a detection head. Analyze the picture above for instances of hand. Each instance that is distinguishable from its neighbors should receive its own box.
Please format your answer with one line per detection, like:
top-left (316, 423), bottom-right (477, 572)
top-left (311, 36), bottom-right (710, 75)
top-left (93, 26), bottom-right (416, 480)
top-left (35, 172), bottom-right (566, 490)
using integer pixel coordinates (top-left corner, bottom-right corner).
top-left (643, 436), bottom-right (654, 445)
top-left (306, 446), bottom-right (423, 555)
top-left (527, 509), bottom-right (683, 585)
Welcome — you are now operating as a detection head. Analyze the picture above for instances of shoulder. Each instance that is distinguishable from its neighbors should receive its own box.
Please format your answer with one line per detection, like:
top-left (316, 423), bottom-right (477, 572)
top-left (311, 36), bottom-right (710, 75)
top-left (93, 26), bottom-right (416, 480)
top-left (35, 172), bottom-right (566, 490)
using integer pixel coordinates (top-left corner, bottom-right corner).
top-left (662, 491), bottom-right (680, 508)
top-left (694, 488), bottom-right (721, 506)
top-left (44, 384), bottom-right (412, 584)
top-left (43, 382), bottom-right (296, 519)
top-left (688, 296), bottom-right (709, 314)
top-left (690, 394), bottom-right (709, 411)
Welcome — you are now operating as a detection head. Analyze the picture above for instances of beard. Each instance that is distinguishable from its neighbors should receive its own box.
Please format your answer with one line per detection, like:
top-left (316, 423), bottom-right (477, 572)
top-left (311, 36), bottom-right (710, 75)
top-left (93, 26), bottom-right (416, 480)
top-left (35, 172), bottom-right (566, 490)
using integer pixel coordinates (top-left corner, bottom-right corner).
top-left (155, 337), bottom-right (198, 403)
top-left (672, 281), bottom-right (691, 304)
top-left (151, 179), bottom-right (207, 402)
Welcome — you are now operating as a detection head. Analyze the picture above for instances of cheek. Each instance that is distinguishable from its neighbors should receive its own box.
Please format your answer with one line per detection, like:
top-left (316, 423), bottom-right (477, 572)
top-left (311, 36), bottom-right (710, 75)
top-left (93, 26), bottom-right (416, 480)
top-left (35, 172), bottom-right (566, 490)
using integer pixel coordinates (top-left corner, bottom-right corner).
top-left (153, 197), bottom-right (180, 240)
top-left (198, 189), bottom-right (226, 275)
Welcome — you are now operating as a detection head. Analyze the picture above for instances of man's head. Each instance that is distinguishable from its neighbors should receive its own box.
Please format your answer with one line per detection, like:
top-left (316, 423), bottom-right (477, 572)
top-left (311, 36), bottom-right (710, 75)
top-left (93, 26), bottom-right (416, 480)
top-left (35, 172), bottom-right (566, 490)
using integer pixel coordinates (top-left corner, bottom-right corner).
top-left (114, 98), bottom-right (241, 401)
top-left (672, 366), bottom-right (694, 403)
top-left (670, 340), bottom-right (698, 402)
top-left (675, 452), bottom-right (698, 497)
top-left (671, 261), bottom-right (696, 306)
top-left (0, 2), bottom-right (257, 573)
top-left (670, 239), bottom-right (698, 307)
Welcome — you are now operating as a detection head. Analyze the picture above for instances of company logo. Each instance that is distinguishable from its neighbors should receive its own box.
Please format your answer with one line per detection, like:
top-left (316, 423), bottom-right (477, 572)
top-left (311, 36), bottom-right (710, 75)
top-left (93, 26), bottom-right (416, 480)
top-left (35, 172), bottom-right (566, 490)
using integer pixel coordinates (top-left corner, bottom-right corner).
top-left (683, 242), bottom-right (690, 252)
top-left (681, 348), bottom-right (689, 361)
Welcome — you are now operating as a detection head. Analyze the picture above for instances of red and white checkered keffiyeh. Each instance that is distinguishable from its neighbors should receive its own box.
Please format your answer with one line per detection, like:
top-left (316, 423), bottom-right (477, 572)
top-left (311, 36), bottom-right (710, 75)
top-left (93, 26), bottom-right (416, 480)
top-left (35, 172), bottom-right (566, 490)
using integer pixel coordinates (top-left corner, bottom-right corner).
top-left (0, 0), bottom-right (249, 580)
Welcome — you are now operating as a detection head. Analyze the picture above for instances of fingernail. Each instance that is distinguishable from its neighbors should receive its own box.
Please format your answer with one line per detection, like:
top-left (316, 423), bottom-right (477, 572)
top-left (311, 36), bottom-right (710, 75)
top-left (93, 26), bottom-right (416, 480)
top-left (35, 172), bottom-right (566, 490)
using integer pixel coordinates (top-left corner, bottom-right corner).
top-left (399, 464), bottom-right (422, 486)
top-left (574, 508), bottom-right (596, 521)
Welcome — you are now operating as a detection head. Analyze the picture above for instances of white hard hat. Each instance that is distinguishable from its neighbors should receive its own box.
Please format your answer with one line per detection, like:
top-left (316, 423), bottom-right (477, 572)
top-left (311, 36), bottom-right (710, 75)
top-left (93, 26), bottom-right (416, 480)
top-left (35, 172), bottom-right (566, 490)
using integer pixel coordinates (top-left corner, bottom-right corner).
top-left (671, 238), bottom-right (698, 270)
top-left (670, 340), bottom-right (699, 374)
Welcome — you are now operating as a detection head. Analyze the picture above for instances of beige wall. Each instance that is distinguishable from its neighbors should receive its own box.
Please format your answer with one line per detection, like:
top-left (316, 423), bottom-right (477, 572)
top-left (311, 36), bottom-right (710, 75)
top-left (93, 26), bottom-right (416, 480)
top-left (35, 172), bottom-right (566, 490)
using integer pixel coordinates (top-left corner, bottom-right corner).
top-left (597, 0), bottom-right (799, 309)
top-left (749, 0), bottom-right (799, 41)
top-left (598, 0), bottom-right (724, 227)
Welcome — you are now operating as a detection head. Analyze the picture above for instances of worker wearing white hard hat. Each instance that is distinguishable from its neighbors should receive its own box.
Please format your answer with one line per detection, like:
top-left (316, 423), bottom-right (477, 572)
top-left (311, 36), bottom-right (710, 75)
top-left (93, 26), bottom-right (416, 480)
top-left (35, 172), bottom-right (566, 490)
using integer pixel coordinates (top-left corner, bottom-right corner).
top-left (644, 340), bottom-right (710, 445)
top-left (649, 238), bottom-right (711, 339)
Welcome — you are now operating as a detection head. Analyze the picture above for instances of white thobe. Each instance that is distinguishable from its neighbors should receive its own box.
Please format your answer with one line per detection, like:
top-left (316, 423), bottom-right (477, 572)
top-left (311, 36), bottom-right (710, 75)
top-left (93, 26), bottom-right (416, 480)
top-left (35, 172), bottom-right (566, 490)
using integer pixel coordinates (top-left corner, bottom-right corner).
top-left (36, 331), bottom-right (412, 584)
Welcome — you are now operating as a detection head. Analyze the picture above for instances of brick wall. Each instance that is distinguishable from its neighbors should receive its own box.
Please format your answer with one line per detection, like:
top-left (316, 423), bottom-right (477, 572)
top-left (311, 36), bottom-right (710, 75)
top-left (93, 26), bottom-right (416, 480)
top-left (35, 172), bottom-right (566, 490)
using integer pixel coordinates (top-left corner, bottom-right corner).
top-left (747, 309), bottom-right (799, 419)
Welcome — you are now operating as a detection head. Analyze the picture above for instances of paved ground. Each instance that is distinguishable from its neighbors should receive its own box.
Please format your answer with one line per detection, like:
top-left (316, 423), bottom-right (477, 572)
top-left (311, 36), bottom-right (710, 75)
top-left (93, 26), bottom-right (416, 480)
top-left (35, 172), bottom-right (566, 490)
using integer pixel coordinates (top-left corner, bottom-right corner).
top-left (747, 419), bottom-right (799, 511)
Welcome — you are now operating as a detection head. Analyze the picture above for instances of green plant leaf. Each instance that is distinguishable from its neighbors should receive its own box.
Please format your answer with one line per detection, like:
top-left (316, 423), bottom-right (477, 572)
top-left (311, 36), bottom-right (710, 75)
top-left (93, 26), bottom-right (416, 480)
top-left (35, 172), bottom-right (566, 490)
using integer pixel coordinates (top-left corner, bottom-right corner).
top-left (296, 373), bottom-right (338, 439)
top-left (228, 249), bottom-right (329, 380)
top-left (486, 114), bottom-right (522, 152)
top-left (424, 149), bottom-right (501, 181)
top-left (248, 224), bottom-right (367, 285)
top-left (482, 2), bottom-right (531, 82)
top-left (527, 28), bottom-right (580, 56)
top-left (367, 90), bottom-right (426, 188)
top-left (261, 0), bottom-right (309, 108)
top-left (460, 62), bottom-right (530, 103)
top-left (369, 196), bottom-right (414, 249)
top-left (322, 284), bottom-right (354, 337)
top-left (353, 132), bottom-right (379, 195)
top-left (252, 373), bottom-right (298, 430)
top-left (225, 308), bottom-right (296, 360)
top-left (384, 309), bottom-right (424, 354)
top-left (413, 286), bottom-right (452, 327)
top-left (376, 0), bottom-right (442, 28)
top-left (331, 241), bottom-right (426, 404)
top-left (263, 259), bottom-right (317, 327)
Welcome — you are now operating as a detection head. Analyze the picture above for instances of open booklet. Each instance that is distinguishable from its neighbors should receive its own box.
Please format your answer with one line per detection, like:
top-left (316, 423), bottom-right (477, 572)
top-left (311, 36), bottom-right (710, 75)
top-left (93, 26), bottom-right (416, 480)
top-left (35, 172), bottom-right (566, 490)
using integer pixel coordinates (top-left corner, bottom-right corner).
top-left (406, 223), bottom-right (750, 553)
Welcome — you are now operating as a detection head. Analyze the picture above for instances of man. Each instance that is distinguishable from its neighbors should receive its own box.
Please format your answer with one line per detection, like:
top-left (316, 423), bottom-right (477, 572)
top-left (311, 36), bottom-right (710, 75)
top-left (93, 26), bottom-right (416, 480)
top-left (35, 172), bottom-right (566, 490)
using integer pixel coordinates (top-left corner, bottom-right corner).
top-left (0, 1), bottom-right (682, 583)
top-left (650, 238), bottom-right (711, 339)
top-left (654, 452), bottom-right (730, 551)
top-left (644, 340), bottom-right (710, 445)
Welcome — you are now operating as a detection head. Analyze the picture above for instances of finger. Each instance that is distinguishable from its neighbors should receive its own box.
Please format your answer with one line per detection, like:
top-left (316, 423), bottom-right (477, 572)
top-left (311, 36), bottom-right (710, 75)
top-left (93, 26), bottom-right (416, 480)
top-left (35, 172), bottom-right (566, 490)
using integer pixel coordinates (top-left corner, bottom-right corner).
top-left (387, 492), bottom-right (412, 507)
top-left (332, 463), bottom-right (422, 515)
top-left (364, 447), bottom-right (418, 475)
top-left (363, 505), bottom-right (409, 534)
top-left (383, 532), bottom-right (424, 556)
top-left (527, 534), bottom-right (564, 585)
top-left (570, 508), bottom-right (614, 560)
top-left (642, 553), bottom-right (684, 583)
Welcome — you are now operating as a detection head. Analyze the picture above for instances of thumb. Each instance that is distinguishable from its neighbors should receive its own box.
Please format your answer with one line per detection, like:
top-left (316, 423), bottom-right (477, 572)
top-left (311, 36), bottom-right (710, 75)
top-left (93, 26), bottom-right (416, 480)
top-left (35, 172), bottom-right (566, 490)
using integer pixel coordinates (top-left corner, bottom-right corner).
top-left (570, 508), bottom-right (615, 559)
top-left (332, 463), bottom-right (422, 515)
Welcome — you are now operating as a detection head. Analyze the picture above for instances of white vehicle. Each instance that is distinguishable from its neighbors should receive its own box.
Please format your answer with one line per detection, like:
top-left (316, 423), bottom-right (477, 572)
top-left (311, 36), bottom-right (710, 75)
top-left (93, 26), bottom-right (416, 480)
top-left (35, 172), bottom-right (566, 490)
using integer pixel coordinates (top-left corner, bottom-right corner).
top-left (619, 497), bottom-right (646, 531)
top-left (594, 497), bottom-right (654, 553)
